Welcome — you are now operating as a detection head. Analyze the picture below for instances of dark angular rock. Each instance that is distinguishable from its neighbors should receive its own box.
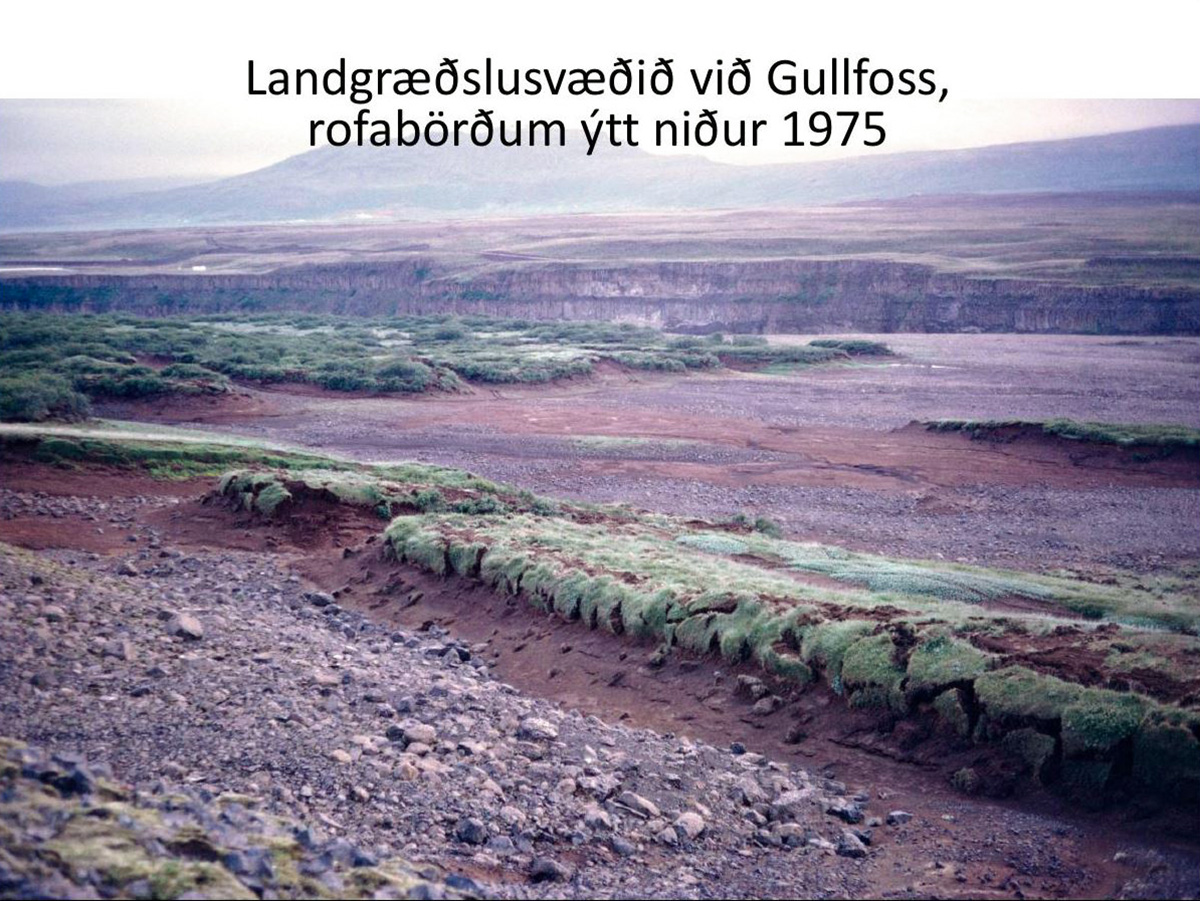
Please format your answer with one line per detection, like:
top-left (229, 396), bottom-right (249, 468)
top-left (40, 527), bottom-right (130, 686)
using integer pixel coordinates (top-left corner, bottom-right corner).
top-left (826, 799), bottom-right (864, 824)
top-left (530, 856), bottom-right (571, 883)
top-left (455, 817), bottom-right (488, 845)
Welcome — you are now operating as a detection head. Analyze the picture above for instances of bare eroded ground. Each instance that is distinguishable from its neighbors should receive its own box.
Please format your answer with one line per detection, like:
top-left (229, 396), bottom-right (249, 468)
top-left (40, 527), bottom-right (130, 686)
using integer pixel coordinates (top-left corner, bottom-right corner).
top-left (5, 333), bottom-right (1200, 896)
top-left (102, 334), bottom-right (1200, 575)
top-left (3, 462), bottom-right (1200, 898)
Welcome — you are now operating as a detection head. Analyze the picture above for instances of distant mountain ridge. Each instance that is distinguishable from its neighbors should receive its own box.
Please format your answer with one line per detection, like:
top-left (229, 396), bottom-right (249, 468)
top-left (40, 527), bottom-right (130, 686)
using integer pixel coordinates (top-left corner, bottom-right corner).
top-left (2, 124), bottom-right (1196, 231)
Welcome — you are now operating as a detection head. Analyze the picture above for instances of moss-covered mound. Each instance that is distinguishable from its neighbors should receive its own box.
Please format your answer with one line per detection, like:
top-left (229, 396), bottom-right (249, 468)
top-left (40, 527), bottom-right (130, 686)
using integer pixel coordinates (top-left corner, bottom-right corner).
top-left (379, 510), bottom-right (1200, 806)
top-left (0, 737), bottom-right (473, 900)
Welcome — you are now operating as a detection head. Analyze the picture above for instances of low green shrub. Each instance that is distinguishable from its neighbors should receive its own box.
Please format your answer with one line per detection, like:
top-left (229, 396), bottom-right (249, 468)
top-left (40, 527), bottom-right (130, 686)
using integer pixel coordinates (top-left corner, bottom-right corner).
top-left (808, 338), bottom-right (892, 356)
top-left (0, 373), bottom-right (91, 422)
top-left (414, 488), bottom-right (446, 512)
top-left (753, 517), bottom-right (783, 538)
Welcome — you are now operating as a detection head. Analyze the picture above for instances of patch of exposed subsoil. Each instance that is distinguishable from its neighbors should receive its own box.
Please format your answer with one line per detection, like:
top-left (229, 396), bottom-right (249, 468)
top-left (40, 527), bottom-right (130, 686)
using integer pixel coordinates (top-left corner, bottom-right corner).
top-left (972, 628), bottom-right (1200, 708)
top-left (0, 462), bottom-right (205, 553)
top-left (0, 460), bottom-right (206, 499)
top-left (970, 593), bottom-right (1091, 620)
top-left (96, 389), bottom-right (280, 424)
top-left (899, 421), bottom-right (1200, 480)
top-left (0, 517), bottom-right (133, 554)
top-left (151, 491), bottom-right (387, 555)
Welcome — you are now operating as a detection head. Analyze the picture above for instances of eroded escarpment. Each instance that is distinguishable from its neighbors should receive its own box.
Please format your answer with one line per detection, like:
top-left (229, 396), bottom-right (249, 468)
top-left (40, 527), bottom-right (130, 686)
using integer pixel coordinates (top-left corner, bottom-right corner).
top-left (6, 257), bottom-right (1199, 333)
top-left (207, 464), bottom-right (1200, 812)
top-left (5, 433), bottom-right (1200, 898)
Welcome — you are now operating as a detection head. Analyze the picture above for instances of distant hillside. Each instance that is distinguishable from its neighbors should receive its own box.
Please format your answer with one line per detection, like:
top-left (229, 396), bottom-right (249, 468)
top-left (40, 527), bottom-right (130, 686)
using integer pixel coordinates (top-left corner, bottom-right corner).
top-left (2, 125), bottom-right (1197, 231)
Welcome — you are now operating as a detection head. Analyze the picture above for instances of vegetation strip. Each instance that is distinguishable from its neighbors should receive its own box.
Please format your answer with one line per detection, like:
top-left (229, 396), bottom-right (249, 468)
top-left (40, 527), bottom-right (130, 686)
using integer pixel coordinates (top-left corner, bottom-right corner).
top-left (378, 511), bottom-right (1199, 803)
top-left (924, 418), bottom-right (1200, 449)
top-left (202, 449), bottom-right (1198, 806)
top-left (0, 312), bottom-right (891, 422)
top-left (6, 426), bottom-right (1197, 806)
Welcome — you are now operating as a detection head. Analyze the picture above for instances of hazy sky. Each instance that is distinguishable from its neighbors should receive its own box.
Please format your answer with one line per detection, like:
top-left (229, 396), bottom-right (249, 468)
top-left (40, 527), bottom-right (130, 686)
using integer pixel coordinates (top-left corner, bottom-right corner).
top-left (2, 98), bottom-right (1197, 185)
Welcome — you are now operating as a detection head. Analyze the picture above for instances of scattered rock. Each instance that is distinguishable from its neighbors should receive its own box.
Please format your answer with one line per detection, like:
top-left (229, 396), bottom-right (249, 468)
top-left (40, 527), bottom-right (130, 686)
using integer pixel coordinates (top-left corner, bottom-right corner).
top-left (751, 695), bottom-right (783, 716)
top-left (610, 835), bottom-right (636, 857)
top-left (101, 638), bottom-right (135, 661)
top-left (530, 856), bottom-right (571, 883)
top-left (836, 829), bottom-right (869, 858)
top-left (166, 612), bottom-right (204, 641)
top-left (674, 811), bottom-right (706, 840)
top-left (454, 817), bottom-right (488, 845)
top-left (771, 788), bottom-right (815, 822)
top-left (735, 674), bottom-right (770, 701)
top-left (517, 716), bottom-right (559, 741)
top-left (0, 737), bottom-right (459, 899)
top-left (583, 804), bottom-right (614, 831)
top-left (784, 722), bottom-right (808, 744)
top-left (826, 798), bottom-right (864, 824)
top-left (401, 721), bottom-right (437, 746)
top-left (776, 822), bottom-right (808, 847)
top-left (617, 791), bottom-right (661, 819)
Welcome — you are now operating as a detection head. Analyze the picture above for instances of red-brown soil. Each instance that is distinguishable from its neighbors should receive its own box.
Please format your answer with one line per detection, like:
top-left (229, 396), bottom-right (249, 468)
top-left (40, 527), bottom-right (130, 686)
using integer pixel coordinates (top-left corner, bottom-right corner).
top-left (5, 335), bottom-right (1199, 895)
top-left (4, 457), bottom-right (1200, 897)
top-left (105, 389), bottom-right (1199, 489)
top-left (93, 334), bottom-right (1200, 576)
top-left (971, 628), bottom-right (1200, 708)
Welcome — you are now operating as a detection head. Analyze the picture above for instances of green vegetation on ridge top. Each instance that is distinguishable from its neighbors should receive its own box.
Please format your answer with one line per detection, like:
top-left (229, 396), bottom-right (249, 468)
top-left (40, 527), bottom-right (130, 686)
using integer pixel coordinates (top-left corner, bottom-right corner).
top-left (925, 418), bottom-right (1200, 448)
top-left (377, 505), bottom-right (1200, 801)
top-left (5, 425), bottom-right (1199, 803)
top-left (0, 312), bottom-right (892, 423)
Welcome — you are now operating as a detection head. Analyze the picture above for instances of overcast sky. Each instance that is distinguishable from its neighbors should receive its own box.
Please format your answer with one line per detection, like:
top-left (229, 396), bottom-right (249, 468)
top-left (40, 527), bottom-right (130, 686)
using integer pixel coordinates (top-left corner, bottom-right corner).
top-left (2, 97), bottom-right (1197, 185)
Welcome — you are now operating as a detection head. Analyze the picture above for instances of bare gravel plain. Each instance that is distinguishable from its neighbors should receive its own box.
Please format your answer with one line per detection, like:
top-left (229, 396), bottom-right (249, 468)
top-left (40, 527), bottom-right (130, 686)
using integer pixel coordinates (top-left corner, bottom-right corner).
top-left (102, 334), bottom-right (1200, 574)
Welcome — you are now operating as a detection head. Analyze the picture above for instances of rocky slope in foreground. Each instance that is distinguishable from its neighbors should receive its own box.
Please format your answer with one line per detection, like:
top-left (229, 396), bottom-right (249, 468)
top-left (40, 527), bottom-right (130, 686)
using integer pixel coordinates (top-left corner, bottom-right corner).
top-left (0, 533), bottom-right (882, 899)
top-left (1, 476), bottom-right (1198, 898)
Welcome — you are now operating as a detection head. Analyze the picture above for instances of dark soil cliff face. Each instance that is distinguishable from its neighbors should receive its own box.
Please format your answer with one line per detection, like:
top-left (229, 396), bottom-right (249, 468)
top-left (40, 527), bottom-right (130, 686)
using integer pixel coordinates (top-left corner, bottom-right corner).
top-left (7, 257), bottom-right (1199, 334)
